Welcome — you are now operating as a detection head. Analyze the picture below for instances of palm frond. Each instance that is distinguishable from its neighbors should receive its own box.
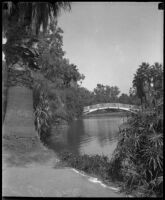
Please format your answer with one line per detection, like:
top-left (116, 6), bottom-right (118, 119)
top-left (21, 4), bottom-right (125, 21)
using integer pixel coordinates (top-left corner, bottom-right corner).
top-left (2, 2), bottom-right (71, 36)
top-left (157, 176), bottom-right (163, 185)
top-left (2, 2), bottom-right (14, 36)
top-left (31, 2), bottom-right (71, 35)
top-left (148, 133), bottom-right (163, 147)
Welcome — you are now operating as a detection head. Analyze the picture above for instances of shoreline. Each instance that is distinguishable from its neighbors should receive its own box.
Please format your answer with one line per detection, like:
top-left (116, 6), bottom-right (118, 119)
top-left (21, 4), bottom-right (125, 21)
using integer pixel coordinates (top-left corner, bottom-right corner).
top-left (56, 151), bottom-right (134, 197)
top-left (48, 114), bottom-right (134, 197)
top-left (41, 114), bottom-right (132, 196)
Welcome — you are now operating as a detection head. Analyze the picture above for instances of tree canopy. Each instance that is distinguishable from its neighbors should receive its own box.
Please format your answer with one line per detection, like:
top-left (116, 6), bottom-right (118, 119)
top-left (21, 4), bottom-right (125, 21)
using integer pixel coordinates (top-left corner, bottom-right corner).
top-left (93, 84), bottom-right (120, 104)
top-left (2, 2), bottom-right (71, 36)
top-left (2, 2), bottom-right (71, 70)
top-left (36, 21), bottom-right (85, 88)
top-left (133, 62), bottom-right (163, 107)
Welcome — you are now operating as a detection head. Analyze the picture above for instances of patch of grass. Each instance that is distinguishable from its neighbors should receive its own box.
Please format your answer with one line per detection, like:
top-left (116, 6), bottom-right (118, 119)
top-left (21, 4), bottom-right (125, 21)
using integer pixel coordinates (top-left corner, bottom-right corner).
top-left (58, 151), bottom-right (122, 186)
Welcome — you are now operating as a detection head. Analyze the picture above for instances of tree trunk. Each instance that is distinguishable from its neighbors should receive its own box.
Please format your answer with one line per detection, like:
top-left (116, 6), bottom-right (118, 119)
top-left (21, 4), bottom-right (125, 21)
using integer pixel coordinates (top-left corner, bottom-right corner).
top-left (2, 85), bottom-right (43, 154)
top-left (2, 21), bottom-right (48, 165)
top-left (3, 86), bottom-right (36, 138)
top-left (2, 61), bottom-right (8, 123)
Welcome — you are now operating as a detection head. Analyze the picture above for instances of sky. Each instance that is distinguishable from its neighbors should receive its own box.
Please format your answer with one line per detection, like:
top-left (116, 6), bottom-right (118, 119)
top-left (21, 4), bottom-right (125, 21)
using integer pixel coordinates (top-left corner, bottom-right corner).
top-left (58, 2), bottom-right (163, 94)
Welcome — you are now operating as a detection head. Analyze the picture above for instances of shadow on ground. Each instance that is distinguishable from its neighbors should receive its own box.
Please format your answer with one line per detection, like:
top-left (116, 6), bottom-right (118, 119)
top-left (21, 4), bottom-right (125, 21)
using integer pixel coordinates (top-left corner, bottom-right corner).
top-left (2, 135), bottom-right (59, 168)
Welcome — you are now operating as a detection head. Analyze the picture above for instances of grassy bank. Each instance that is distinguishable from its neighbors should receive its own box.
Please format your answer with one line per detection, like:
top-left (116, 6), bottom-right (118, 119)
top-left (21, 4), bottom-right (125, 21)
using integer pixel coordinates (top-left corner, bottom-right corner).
top-left (57, 151), bottom-right (124, 190)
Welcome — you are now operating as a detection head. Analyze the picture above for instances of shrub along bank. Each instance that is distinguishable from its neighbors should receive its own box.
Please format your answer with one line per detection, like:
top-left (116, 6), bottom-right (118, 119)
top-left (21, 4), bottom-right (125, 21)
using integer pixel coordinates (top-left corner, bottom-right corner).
top-left (110, 110), bottom-right (163, 197)
top-left (58, 151), bottom-right (123, 186)
top-left (33, 76), bottom-right (84, 140)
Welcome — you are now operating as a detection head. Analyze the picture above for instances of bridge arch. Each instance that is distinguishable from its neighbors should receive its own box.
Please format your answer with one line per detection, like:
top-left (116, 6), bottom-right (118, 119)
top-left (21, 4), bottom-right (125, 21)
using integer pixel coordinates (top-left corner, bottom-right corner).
top-left (83, 103), bottom-right (140, 115)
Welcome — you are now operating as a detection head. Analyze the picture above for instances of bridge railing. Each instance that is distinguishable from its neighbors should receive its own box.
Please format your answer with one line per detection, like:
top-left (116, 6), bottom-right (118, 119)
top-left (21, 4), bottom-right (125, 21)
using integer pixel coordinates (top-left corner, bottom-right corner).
top-left (83, 103), bottom-right (140, 112)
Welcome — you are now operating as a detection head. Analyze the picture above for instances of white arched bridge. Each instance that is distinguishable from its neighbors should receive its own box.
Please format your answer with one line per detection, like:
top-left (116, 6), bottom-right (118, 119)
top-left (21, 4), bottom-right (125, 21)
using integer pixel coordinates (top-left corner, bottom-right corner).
top-left (83, 103), bottom-right (140, 115)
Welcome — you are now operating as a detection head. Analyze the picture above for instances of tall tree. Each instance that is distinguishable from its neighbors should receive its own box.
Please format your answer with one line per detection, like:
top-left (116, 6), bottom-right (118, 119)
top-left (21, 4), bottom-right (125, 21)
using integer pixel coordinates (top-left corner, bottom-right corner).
top-left (150, 62), bottom-right (163, 100)
top-left (129, 87), bottom-right (141, 105)
top-left (31, 20), bottom-right (85, 89)
top-left (109, 86), bottom-right (120, 102)
top-left (118, 93), bottom-right (130, 104)
top-left (2, 2), bottom-right (71, 142)
top-left (93, 84), bottom-right (106, 103)
top-left (2, 2), bottom-right (71, 36)
top-left (133, 62), bottom-right (163, 108)
top-left (76, 87), bottom-right (95, 107)
top-left (133, 62), bottom-right (150, 105)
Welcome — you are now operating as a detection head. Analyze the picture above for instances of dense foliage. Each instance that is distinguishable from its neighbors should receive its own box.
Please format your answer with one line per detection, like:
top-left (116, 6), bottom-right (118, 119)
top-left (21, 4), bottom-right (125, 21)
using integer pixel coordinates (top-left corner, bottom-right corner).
top-left (37, 21), bottom-right (85, 88)
top-left (76, 84), bottom-right (141, 107)
top-left (110, 110), bottom-right (163, 197)
top-left (109, 62), bottom-right (163, 197)
top-left (93, 84), bottom-right (120, 103)
top-left (2, 2), bottom-right (71, 36)
top-left (2, 2), bottom-right (71, 73)
top-left (32, 22), bottom-right (86, 137)
top-left (59, 151), bottom-right (114, 184)
top-left (3, 19), bottom-right (39, 70)
top-left (133, 62), bottom-right (163, 107)
top-left (33, 78), bottom-right (87, 138)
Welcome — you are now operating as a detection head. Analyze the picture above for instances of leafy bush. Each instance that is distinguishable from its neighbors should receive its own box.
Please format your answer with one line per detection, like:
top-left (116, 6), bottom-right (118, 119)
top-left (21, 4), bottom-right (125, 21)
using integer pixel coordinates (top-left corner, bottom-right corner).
top-left (33, 78), bottom-right (85, 139)
top-left (33, 80), bottom-right (52, 139)
top-left (63, 88), bottom-right (84, 121)
top-left (110, 110), bottom-right (163, 197)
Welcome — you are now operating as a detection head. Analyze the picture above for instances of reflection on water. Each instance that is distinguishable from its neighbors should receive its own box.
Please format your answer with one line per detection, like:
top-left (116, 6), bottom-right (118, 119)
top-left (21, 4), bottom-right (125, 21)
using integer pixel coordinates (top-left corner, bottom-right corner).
top-left (46, 115), bottom-right (127, 159)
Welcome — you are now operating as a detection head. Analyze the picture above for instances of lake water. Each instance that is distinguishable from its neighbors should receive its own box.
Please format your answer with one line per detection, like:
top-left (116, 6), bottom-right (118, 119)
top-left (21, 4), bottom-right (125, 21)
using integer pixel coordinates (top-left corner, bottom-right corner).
top-left (45, 113), bottom-right (127, 159)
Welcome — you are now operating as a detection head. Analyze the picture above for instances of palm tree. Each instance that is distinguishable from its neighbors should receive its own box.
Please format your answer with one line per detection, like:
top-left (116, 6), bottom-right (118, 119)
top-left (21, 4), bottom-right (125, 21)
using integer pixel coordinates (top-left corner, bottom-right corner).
top-left (133, 62), bottom-right (150, 106)
top-left (2, 2), bottom-right (71, 35)
top-left (2, 2), bottom-right (71, 146)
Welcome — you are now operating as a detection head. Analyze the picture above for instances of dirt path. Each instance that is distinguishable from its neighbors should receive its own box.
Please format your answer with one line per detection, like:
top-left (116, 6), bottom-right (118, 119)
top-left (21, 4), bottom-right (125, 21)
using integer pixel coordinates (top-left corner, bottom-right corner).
top-left (2, 137), bottom-right (125, 197)
top-left (3, 165), bottom-right (125, 197)
top-left (2, 86), bottom-right (125, 197)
